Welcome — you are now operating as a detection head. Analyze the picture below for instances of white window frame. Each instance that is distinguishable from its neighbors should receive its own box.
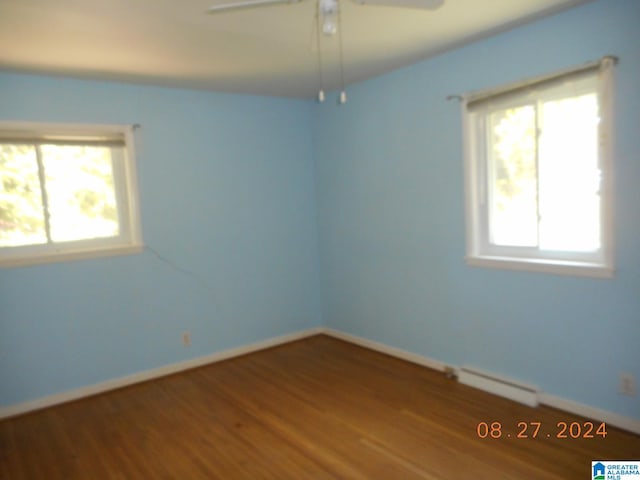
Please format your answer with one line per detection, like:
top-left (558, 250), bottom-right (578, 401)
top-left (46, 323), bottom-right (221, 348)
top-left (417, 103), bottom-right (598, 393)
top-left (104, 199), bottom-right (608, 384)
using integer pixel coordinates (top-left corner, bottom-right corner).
top-left (0, 122), bottom-right (143, 268)
top-left (462, 58), bottom-right (615, 278)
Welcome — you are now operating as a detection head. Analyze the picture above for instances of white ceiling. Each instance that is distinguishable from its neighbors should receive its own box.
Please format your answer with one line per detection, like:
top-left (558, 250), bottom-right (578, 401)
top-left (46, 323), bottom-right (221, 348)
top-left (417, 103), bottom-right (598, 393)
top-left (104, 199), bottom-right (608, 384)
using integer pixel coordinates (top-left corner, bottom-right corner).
top-left (0, 0), bottom-right (594, 98)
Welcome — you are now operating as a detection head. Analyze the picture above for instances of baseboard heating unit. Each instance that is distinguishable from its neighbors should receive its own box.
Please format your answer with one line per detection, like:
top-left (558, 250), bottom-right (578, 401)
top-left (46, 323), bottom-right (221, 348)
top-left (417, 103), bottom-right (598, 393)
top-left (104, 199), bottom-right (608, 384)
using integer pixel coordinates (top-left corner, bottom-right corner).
top-left (458, 366), bottom-right (539, 408)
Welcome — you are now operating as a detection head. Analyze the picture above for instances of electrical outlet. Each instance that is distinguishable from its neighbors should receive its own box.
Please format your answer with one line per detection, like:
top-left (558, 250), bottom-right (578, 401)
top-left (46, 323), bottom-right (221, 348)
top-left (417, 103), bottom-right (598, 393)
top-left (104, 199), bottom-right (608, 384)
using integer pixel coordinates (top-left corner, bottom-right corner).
top-left (182, 331), bottom-right (191, 347)
top-left (619, 373), bottom-right (636, 396)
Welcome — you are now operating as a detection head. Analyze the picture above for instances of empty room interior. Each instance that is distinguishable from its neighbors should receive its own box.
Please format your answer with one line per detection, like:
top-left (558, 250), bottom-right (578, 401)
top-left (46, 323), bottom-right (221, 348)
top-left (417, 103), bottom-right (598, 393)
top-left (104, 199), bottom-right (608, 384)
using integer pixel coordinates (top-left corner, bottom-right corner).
top-left (1, 0), bottom-right (639, 478)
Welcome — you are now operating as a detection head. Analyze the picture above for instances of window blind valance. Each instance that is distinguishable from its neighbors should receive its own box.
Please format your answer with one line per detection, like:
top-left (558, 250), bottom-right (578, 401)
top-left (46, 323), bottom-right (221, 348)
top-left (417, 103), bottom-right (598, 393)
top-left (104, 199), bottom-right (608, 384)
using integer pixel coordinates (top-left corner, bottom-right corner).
top-left (456, 56), bottom-right (617, 112)
top-left (0, 123), bottom-right (133, 147)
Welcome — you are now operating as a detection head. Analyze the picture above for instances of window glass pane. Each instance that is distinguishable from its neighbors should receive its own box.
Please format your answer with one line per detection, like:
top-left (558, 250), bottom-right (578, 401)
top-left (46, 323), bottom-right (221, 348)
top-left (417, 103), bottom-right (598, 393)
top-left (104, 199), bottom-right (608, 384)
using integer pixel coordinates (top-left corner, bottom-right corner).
top-left (0, 144), bottom-right (47, 246)
top-left (488, 105), bottom-right (538, 247)
top-left (41, 145), bottom-right (119, 242)
top-left (538, 93), bottom-right (600, 252)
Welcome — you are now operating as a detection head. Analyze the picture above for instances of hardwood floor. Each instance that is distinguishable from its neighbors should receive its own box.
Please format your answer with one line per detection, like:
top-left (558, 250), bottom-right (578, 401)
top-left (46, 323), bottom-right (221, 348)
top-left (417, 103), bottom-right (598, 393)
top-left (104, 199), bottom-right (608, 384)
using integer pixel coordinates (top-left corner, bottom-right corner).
top-left (1, 335), bottom-right (638, 479)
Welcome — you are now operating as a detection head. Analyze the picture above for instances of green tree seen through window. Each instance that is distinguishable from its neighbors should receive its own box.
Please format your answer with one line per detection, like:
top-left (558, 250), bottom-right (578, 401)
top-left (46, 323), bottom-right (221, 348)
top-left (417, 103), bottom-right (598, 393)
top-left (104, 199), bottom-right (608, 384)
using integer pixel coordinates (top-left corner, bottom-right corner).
top-left (0, 143), bottom-right (119, 247)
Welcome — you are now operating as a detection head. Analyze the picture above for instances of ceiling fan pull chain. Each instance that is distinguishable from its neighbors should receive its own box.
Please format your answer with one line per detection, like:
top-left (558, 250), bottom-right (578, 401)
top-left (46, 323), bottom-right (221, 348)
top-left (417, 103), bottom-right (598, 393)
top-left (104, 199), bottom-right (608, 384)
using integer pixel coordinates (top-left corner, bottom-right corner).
top-left (337, 0), bottom-right (347, 104)
top-left (316, 4), bottom-right (326, 103)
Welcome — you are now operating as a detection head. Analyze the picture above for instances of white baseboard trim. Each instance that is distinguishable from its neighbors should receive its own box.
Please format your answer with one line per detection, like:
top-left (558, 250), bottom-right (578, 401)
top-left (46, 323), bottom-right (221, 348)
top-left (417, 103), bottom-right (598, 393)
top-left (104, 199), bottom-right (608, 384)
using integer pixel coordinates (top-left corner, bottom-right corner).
top-left (321, 327), bottom-right (447, 372)
top-left (321, 328), bottom-right (640, 436)
top-left (0, 327), bottom-right (324, 420)
top-left (538, 392), bottom-right (640, 436)
top-left (3, 326), bottom-right (638, 436)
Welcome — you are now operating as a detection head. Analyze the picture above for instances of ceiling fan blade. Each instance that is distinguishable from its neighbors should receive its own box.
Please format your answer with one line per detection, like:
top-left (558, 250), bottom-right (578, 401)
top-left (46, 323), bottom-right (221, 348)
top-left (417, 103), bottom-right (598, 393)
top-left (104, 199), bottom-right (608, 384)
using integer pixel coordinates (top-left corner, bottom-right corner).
top-left (207, 0), bottom-right (302, 14)
top-left (351, 0), bottom-right (443, 10)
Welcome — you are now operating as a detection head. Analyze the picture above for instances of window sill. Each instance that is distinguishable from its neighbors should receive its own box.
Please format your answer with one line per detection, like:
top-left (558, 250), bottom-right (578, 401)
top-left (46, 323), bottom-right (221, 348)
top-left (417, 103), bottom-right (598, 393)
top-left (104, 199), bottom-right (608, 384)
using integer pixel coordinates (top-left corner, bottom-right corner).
top-left (0, 243), bottom-right (144, 269)
top-left (466, 255), bottom-right (613, 279)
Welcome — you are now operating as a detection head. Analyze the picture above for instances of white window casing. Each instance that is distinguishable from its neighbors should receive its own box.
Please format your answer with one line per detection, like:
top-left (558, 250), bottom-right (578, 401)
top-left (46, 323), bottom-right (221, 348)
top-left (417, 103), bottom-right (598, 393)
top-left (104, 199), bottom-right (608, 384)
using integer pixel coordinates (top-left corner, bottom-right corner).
top-left (462, 57), bottom-right (616, 278)
top-left (0, 122), bottom-right (143, 268)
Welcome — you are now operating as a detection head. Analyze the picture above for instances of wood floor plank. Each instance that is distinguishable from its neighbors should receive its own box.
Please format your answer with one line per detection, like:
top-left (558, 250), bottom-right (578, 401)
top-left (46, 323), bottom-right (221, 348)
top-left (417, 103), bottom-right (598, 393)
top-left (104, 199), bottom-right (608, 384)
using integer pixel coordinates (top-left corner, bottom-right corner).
top-left (0, 334), bottom-right (638, 479)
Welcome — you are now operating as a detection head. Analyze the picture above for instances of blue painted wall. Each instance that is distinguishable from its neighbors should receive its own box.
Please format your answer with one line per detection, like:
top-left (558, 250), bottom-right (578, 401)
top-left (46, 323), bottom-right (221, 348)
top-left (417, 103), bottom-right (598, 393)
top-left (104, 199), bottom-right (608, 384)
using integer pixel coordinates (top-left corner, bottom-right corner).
top-left (1, 0), bottom-right (638, 423)
top-left (313, 0), bottom-right (640, 420)
top-left (0, 74), bottom-right (322, 406)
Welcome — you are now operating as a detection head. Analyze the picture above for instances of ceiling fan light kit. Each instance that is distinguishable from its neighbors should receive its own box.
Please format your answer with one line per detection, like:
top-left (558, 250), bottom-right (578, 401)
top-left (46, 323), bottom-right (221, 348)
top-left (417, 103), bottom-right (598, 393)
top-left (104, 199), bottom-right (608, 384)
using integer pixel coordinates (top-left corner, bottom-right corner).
top-left (207, 0), bottom-right (445, 103)
top-left (319, 0), bottom-right (339, 36)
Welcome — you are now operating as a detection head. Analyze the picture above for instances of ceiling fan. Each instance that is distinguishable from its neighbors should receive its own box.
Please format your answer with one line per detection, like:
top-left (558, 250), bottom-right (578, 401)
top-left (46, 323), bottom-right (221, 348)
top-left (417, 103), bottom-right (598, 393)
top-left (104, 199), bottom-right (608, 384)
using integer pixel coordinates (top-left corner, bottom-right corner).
top-left (207, 0), bottom-right (445, 103)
